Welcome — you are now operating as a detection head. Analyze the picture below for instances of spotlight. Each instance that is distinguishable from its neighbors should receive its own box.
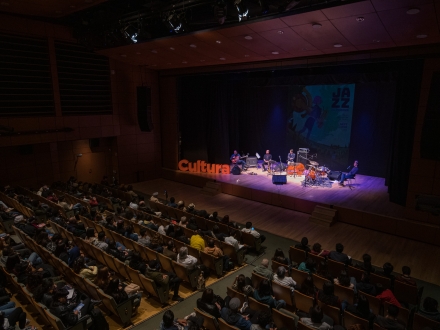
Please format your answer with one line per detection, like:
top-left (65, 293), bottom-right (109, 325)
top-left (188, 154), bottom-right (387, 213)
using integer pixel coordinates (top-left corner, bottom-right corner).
top-left (214, 0), bottom-right (227, 25)
top-left (235, 0), bottom-right (249, 22)
top-left (165, 12), bottom-right (186, 34)
top-left (121, 24), bottom-right (138, 43)
top-left (259, 0), bottom-right (270, 14)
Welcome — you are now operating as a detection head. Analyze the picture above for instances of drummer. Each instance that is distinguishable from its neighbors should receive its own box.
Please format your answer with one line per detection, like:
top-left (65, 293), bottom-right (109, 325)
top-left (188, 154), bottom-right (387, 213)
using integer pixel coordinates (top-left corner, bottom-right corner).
top-left (287, 149), bottom-right (295, 164)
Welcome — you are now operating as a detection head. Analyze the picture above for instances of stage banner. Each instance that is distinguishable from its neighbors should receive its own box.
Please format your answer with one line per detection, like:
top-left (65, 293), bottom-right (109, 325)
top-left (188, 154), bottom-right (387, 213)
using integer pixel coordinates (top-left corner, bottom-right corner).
top-left (288, 84), bottom-right (355, 167)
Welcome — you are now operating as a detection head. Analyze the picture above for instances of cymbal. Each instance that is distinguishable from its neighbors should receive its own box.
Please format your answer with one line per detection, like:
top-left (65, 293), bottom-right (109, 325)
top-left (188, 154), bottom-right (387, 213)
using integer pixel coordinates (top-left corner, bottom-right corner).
top-left (309, 160), bottom-right (319, 166)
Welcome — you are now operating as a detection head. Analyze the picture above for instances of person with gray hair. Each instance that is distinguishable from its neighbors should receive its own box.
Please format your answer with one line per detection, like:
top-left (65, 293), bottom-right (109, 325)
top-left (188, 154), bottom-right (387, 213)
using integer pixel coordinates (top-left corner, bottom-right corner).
top-left (176, 247), bottom-right (198, 270)
top-left (179, 216), bottom-right (187, 227)
top-left (273, 266), bottom-right (296, 292)
top-left (253, 258), bottom-right (273, 280)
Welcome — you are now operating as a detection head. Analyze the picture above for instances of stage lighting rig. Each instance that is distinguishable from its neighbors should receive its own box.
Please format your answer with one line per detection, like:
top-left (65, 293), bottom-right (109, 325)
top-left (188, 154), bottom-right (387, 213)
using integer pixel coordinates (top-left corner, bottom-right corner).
top-left (214, 0), bottom-right (228, 25)
top-left (259, 0), bottom-right (270, 14)
top-left (235, 0), bottom-right (249, 22)
top-left (121, 24), bottom-right (139, 43)
top-left (165, 11), bottom-right (186, 34)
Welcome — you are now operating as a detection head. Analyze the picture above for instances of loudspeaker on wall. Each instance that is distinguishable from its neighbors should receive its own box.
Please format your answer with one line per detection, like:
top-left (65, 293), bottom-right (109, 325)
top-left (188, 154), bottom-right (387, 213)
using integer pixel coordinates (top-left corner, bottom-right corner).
top-left (137, 86), bottom-right (153, 132)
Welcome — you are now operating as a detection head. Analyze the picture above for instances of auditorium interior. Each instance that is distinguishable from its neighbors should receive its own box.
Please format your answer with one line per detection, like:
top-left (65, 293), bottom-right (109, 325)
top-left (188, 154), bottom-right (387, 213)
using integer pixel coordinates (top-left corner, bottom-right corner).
top-left (1, 0), bottom-right (440, 329)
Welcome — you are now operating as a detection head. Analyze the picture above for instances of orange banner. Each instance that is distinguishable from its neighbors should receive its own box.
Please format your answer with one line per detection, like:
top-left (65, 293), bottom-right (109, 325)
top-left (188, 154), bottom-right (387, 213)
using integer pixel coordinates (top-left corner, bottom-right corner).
top-left (178, 159), bottom-right (230, 174)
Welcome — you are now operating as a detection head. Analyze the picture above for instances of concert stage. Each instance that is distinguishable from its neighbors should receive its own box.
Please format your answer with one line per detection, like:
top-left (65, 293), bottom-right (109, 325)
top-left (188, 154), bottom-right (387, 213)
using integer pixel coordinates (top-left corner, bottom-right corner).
top-left (159, 166), bottom-right (438, 245)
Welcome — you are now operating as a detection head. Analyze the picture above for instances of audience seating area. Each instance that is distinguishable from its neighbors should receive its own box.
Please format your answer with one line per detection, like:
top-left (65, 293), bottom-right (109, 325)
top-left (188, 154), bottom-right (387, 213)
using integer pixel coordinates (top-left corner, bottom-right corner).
top-left (1, 180), bottom-right (440, 330)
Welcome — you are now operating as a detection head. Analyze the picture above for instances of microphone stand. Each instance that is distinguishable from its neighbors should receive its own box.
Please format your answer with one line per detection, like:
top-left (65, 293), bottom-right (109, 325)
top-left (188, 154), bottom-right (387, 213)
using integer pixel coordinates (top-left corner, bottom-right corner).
top-left (279, 156), bottom-right (282, 174)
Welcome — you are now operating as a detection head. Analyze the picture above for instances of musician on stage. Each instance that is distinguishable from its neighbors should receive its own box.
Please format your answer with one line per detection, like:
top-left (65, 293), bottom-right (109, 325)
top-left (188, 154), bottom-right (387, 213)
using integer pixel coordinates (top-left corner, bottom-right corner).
top-left (262, 150), bottom-right (272, 172)
top-left (339, 160), bottom-right (358, 186)
top-left (230, 150), bottom-right (247, 169)
top-left (287, 149), bottom-right (295, 163)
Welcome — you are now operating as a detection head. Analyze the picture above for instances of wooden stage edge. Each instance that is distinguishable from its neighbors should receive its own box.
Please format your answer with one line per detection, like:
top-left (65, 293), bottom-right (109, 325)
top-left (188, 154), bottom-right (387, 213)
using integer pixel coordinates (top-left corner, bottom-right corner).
top-left (161, 168), bottom-right (440, 247)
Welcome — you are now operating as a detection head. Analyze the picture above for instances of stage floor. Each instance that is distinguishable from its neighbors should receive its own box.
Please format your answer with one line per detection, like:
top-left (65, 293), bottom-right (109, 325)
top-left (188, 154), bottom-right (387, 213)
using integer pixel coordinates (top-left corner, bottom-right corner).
top-left (176, 165), bottom-right (407, 218)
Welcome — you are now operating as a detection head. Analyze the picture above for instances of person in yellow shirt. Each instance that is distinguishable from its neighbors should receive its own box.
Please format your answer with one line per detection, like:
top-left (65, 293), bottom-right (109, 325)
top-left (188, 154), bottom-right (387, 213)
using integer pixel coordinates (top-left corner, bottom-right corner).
top-left (190, 230), bottom-right (205, 251)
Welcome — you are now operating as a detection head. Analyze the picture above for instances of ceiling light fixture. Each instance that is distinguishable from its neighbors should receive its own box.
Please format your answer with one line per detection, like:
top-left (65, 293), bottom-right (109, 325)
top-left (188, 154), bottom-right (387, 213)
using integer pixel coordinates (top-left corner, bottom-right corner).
top-left (136, 52), bottom-right (141, 55)
top-left (406, 8), bottom-right (420, 15)
top-left (244, 54), bottom-right (250, 57)
top-left (219, 57), bottom-right (226, 60)
top-left (151, 50), bottom-right (157, 53)
top-left (182, 61), bottom-right (187, 64)
top-left (271, 51), bottom-right (279, 55)
top-left (417, 34), bottom-right (428, 39)
top-left (244, 35), bottom-right (253, 40)
top-left (216, 40), bottom-right (222, 44)
top-left (312, 23), bottom-right (322, 29)
top-left (170, 47), bottom-right (175, 50)
top-left (278, 30), bottom-right (284, 34)
top-left (333, 43), bottom-right (342, 48)
top-left (214, 0), bottom-right (227, 25)
top-left (190, 44), bottom-right (197, 48)
top-left (356, 17), bottom-right (364, 22)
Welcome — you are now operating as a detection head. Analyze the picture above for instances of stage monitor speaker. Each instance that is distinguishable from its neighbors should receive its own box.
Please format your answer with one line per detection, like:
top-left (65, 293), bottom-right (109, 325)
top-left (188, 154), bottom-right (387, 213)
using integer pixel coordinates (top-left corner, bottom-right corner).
top-left (246, 157), bottom-right (258, 167)
top-left (231, 165), bottom-right (241, 175)
top-left (328, 171), bottom-right (341, 181)
top-left (89, 138), bottom-right (99, 148)
top-left (272, 175), bottom-right (287, 185)
top-left (421, 72), bottom-right (440, 160)
top-left (137, 86), bottom-right (153, 132)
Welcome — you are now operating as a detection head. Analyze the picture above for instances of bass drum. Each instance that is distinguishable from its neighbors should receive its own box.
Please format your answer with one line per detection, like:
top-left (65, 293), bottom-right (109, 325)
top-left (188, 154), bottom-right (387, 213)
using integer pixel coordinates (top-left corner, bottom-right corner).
top-left (294, 163), bottom-right (305, 175)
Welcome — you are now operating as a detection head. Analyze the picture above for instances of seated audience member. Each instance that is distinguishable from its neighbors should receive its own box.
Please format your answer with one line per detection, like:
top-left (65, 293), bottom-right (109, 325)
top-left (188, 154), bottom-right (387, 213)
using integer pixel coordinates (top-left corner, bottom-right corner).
top-left (356, 272), bottom-right (376, 296)
top-left (212, 225), bottom-right (227, 242)
top-left (0, 307), bottom-right (30, 330)
top-left (92, 231), bottom-right (108, 251)
top-left (419, 297), bottom-right (440, 322)
top-left (145, 260), bottom-right (183, 302)
top-left (50, 288), bottom-right (89, 327)
top-left (94, 267), bottom-right (111, 290)
top-left (225, 230), bottom-right (244, 251)
top-left (299, 275), bottom-right (316, 297)
top-left (124, 224), bottom-right (138, 241)
top-left (251, 310), bottom-right (274, 330)
top-left (273, 266), bottom-right (296, 292)
top-left (318, 281), bottom-right (341, 309)
top-left (300, 305), bottom-right (333, 330)
top-left (137, 228), bottom-right (151, 247)
top-left (356, 254), bottom-right (375, 274)
top-left (396, 266), bottom-right (416, 286)
top-left (167, 197), bottom-right (178, 208)
top-left (159, 309), bottom-right (201, 330)
top-left (253, 279), bottom-right (286, 310)
top-left (186, 217), bottom-right (198, 231)
top-left (128, 251), bottom-right (147, 275)
top-left (328, 243), bottom-right (351, 265)
top-left (177, 247), bottom-right (198, 270)
top-left (105, 278), bottom-right (141, 313)
top-left (158, 223), bottom-right (168, 236)
top-left (232, 274), bottom-right (254, 296)
top-left (84, 228), bottom-right (96, 244)
top-left (107, 240), bottom-right (130, 261)
top-left (204, 239), bottom-right (232, 271)
top-left (196, 288), bottom-right (224, 319)
top-left (179, 216), bottom-right (188, 227)
top-left (163, 240), bottom-right (178, 261)
top-left (220, 297), bottom-right (252, 330)
top-left (173, 227), bottom-right (190, 245)
top-left (72, 257), bottom-right (98, 281)
top-left (375, 283), bottom-right (401, 307)
top-left (129, 198), bottom-right (138, 210)
top-left (241, 222), bottom-right (266, 243)
top-left (310, 243), bottom-right (330, 257)
top-left (374, 304), bottom-right (405, 330)
top-left (209, 211), bottom-right (220, 222)
top-left (345, 294), bottom-right (375, 329)
top-left (334, 270), bottom-right (357, 293)
top-left (295, 237), bottom-right (311, 253)
top-left (272, 248), bottom-right (290, 265)
top-left (190, 230), bottom-right (205, 251)
top-left (150, 192), bottom-right (160, 203)
top-left (253, 259), bottom-right (273, 280)
top-left (298, 258), bottom-right (317, 274)
top-left (380, 262), bottom-right (395, 289)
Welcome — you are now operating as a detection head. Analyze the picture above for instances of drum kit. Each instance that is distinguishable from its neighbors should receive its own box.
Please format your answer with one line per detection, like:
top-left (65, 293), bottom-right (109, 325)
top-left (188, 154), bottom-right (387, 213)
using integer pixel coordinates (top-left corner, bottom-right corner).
top-left (303, 160), bottom-right (332, 187)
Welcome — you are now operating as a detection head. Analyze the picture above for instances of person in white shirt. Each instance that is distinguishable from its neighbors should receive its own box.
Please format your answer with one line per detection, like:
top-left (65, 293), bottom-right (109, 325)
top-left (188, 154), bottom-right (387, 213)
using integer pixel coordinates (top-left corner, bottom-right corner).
top-left (224, 230), bottom-right (244, 251)
top-left (150, 192), bottom-right (159, 203)
top-left (129, 198), bottom-right (138, 210)
top-left (273, 266), bottom-right (296, 292)
top-left (176, 247), bottom-right (198, 270)
top-left (241, 222), bottom-right (266, 243)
